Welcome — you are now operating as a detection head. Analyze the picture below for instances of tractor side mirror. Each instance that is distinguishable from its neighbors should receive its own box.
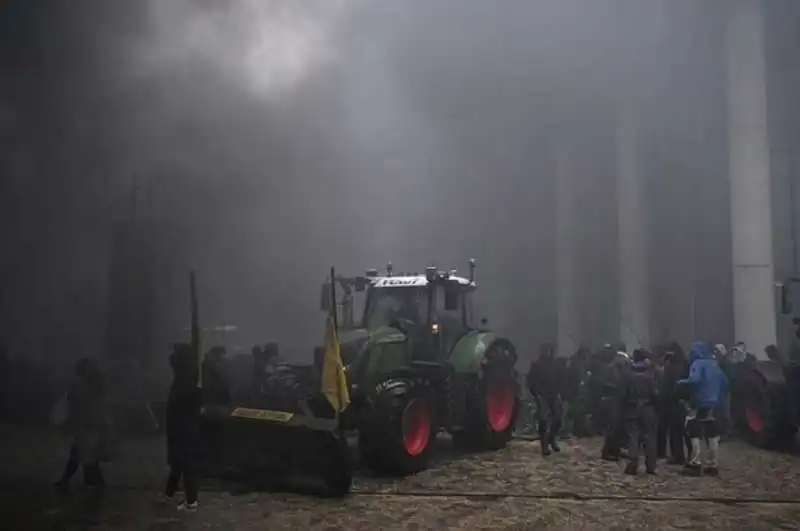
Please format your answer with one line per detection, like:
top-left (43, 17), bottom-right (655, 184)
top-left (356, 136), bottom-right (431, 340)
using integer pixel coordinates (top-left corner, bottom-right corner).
top-left (444, 283), bottom-right (460, 311)
top-left (320, 282), bottom-right (332, 311)
top-left (780, 283), bottom-right (792, 315)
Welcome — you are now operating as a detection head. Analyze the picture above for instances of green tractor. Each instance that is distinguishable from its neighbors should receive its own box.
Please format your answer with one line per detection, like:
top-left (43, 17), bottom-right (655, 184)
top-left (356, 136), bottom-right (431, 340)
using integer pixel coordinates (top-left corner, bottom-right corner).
top-left (196, 260), bottom-right (519, 495)
top-left (327, 260), bottom-right (520, 475)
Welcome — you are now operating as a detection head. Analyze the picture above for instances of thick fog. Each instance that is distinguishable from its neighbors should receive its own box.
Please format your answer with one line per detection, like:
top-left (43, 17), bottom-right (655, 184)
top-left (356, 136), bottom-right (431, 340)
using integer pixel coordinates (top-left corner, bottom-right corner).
top-left (0, 1), bottom-right (798, 368)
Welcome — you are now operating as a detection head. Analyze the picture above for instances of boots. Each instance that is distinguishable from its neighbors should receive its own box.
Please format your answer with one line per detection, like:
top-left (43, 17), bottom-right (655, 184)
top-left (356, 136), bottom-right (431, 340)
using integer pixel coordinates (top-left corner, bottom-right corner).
top-left (682, 437), bottom-right (703, 476)
top-left (687, 437), bottom-right (702, 466)
top-left (540, 435), bottom-right (552, 456)
top-left (624, 462), bottom-right (638, 475)
top-left (550, 438), bottom-right (561, 453)
top-left (601, 447), bottom-right (619, 462)
top-left (601, 437), bottom-right (620, 462)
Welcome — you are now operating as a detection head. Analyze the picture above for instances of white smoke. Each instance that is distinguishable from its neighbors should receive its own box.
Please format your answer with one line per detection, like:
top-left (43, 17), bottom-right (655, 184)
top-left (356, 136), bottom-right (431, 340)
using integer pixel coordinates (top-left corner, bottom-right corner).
top-left (131, 0), bottom-right (359, 101)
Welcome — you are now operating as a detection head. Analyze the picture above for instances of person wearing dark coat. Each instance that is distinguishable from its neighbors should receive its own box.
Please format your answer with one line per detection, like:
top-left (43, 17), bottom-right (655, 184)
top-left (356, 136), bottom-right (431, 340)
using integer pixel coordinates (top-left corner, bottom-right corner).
top-left (563, 347), bottom-right (590, 437)
top-left (658, 343), bottom-right (691, 464)
top-left (600, 348), bottom-right (631, 461)
top-left (654, 349), bottom-right (669, 458)
top-left (620, 349), bottom-right (659, 475)
top-left (163, 343), bottom-right (202, 511)
top-left (527, 343), bottom-right (563, 456)
top-left (55, 357), bottom-right (107, 490)
top-left (587, 345), bottom-right (616, 434)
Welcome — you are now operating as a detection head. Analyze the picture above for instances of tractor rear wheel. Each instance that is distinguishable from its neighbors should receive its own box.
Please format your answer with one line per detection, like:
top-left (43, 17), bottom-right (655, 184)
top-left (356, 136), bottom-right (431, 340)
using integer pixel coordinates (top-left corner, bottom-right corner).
top-left (454, 364), bottom-right (518, 451)
top-left (359, 376), bottom-right (436, 475)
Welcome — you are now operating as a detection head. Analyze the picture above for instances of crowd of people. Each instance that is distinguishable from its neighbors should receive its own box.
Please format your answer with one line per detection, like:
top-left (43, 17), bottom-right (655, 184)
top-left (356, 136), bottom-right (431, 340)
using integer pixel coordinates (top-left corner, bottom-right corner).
top-left (46, 341), bottom-right (301, 513)
top-left (5, 322), bottom-right (799, 513)
top-left (526, 340), bottom-right (757, 477)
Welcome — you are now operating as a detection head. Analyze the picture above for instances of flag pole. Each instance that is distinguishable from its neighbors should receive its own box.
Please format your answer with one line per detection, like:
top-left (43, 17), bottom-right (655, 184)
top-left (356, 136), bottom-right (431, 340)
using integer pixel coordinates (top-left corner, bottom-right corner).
top-left (330, 266), bottom-right (338, 331)
top-left (329, 266), bottom-right (342, 417)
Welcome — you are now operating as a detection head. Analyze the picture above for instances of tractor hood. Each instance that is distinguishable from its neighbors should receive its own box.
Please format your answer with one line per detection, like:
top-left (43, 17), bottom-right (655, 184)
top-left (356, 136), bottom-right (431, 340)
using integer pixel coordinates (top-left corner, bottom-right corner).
top-left (338, 326), bottom-right (406, 366)
top-left (364, 325), bottom-right (407, 344)
top-left (338, 328), bottom-right (370, 365)
top-left (342, 325), bottom-right (407, 383)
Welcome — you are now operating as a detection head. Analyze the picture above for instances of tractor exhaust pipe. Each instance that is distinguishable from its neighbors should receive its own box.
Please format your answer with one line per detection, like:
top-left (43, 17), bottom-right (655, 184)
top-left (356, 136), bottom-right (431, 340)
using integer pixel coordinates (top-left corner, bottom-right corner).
top-left (468, 258), bottom-right (476, 283)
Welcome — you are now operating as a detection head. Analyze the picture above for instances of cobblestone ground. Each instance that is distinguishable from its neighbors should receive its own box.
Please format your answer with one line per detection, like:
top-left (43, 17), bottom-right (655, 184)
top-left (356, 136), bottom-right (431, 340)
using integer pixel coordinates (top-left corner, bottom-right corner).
top-left (2, 425), bottom-right (799, 530)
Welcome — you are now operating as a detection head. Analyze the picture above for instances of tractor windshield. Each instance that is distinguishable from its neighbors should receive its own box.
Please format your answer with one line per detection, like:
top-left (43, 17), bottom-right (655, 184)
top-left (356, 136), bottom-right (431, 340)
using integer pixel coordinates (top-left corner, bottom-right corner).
top-left (362, 287), bottom-right (427, 331)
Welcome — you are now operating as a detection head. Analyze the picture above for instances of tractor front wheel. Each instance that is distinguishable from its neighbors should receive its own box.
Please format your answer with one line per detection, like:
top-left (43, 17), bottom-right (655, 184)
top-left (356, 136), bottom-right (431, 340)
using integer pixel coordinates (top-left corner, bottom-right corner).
top-left (454, 365), bottom-right (518, 451)
top-left (359, 376), bottom-right (436, 475)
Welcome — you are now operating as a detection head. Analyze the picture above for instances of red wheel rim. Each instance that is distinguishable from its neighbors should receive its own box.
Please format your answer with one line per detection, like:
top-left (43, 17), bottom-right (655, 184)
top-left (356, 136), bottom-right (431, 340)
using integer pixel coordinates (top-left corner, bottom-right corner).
top-left (402, 399), bottom-right (432, 456)
top-left (745, 407), bottom-right (765, 434)
top-left (486, 378), bottom-right (515, 432)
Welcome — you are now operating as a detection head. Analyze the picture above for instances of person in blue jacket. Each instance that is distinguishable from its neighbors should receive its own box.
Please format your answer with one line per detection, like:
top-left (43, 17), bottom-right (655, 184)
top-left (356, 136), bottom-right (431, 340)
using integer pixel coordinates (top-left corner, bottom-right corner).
top-left (677, 341), bottom-right (728, 476)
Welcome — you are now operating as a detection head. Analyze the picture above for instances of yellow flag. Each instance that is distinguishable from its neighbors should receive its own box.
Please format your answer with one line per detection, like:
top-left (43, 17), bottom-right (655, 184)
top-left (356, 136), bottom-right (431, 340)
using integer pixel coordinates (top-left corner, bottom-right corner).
top-left (322, 312), bottom-right (350, 413)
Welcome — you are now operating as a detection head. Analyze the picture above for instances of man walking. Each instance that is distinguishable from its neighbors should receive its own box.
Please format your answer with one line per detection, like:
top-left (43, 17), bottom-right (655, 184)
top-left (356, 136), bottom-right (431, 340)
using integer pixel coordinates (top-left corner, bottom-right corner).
top-left (527, 343), bottom-right (563, 456)
top-left (600, 347), bottom-right (631, 461)
top-left (678, 341), bottom-right (728, 476)
top-left (620, 349), bottom-right (659, 475)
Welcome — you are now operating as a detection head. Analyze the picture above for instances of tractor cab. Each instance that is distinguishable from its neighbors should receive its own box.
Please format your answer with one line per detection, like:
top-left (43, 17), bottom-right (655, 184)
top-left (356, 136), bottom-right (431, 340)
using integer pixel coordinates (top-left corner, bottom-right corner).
top-left (319, 261), bottom-right (478, 378)
top-left (320, 261), bottom-right (476, 362)
top-left (359, 266), bottom-right (476, 362)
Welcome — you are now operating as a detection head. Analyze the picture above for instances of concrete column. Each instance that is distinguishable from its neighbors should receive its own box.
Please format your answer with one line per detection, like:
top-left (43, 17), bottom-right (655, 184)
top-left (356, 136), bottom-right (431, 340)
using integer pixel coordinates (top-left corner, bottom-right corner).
top-left (616, 103), bottom-right (649, 351)
top-left (727, 0), bottom-right (777, 357)
top-left (555, 144), bottom-right (579, 357)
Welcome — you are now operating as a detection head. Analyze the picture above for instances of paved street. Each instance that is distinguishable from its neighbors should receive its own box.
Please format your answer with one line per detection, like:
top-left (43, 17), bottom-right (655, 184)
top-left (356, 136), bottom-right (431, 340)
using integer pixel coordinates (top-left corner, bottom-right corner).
top-left (2, 426), bottom-right (799, 530)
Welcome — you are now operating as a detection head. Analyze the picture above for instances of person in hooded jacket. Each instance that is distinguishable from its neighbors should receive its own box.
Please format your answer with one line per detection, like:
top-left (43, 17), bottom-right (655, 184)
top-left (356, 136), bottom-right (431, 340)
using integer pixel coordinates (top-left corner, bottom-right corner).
top-left (620, 349), bottom-right (659, 475)
top-left (678, 341), bottom-right (728, 476)
top-left (527, 343), bottom-right (563, 456)
top-left (163, 343), bottom-right (203, 511)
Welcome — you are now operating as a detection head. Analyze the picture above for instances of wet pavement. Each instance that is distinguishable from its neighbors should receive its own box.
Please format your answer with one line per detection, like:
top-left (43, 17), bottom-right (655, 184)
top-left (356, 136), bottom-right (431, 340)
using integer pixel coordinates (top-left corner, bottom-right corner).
top-left (2, 425), bottom-right (799, 530)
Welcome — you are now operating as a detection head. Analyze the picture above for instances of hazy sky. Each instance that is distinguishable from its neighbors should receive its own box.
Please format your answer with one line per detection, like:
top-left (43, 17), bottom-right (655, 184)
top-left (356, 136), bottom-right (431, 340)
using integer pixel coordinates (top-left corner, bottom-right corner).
top-left (1, 0), bottom-right (797, 365)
